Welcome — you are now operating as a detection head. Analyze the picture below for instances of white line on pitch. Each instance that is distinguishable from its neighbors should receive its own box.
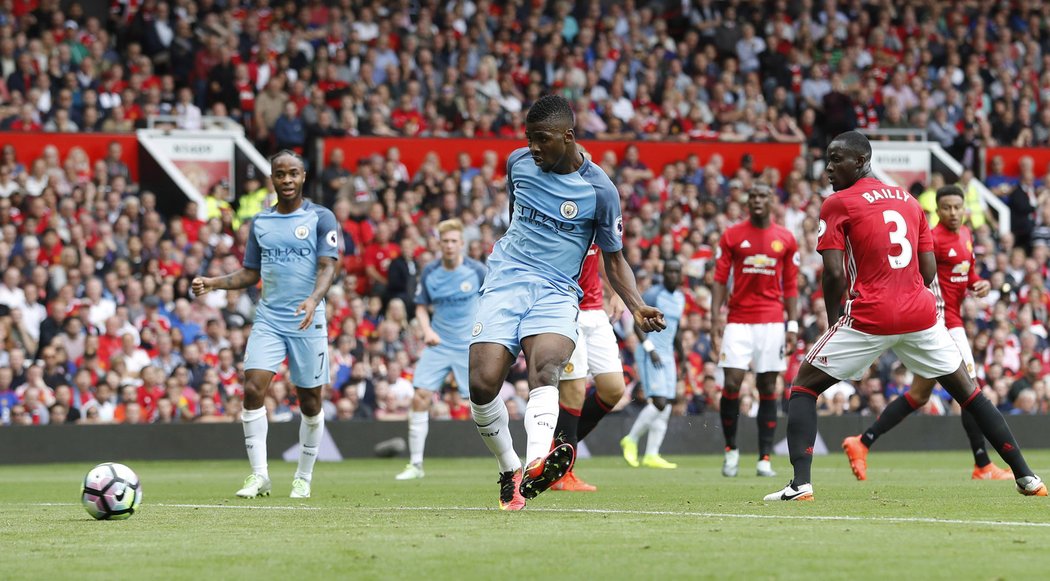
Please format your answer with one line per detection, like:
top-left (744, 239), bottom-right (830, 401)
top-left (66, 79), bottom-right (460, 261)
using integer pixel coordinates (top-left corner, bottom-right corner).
top-left (26, 502), bottom-right (1050, 528)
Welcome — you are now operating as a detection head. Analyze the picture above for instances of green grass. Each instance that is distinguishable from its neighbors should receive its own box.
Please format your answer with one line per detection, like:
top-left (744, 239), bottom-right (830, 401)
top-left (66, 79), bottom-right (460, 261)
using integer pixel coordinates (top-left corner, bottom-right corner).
top-left (2, 451), bottom-right (1049, 580)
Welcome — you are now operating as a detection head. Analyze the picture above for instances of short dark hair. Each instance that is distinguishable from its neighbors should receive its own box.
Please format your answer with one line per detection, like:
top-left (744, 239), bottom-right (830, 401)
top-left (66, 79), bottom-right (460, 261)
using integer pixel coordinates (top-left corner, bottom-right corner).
top-left (936, 184), bottom-right (965, 203)
top-left (831, 130), bottom-right (872, 159)
top-left (526, 94), bottom-right (574, 129)
top-left (270, 149), bottom-right (305, 167)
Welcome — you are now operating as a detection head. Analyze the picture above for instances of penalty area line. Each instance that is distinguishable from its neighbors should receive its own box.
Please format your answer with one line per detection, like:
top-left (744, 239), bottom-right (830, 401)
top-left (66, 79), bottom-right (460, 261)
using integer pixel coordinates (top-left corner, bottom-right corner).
top-left (25, 502), bottom-right (1050, 528)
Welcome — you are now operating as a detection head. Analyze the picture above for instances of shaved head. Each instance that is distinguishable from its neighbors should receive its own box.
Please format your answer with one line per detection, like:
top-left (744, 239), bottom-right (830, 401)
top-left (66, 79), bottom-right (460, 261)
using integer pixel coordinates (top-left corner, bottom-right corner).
top-left (831, 131), bottom-right (872, 161)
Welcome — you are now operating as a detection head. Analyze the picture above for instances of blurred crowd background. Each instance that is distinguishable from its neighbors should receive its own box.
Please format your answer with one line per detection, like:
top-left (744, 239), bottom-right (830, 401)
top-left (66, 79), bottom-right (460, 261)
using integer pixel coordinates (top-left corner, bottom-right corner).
top-left (2, 0), bottom-right (1050, 428)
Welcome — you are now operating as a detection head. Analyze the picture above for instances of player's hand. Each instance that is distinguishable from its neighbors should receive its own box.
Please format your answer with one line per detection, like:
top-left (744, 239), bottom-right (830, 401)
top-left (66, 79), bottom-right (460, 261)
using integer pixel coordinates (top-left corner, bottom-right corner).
top-left (649, 351), bottom-right (663, 368)
top-left (634, 305), bottom-right (666, 333)
top-left (296, 297), bottom-right (320, 330)
top-left (785, 331), bottom-right (798, 356)
top-left (607, 294), bottom-right (626, 322)
top-left (191, 277), bottom-right (214, 296)
top-left (710, 324), bottom-right (723, 360)
top-left (971, 280), bottom-right (991, 298)
top-left (423, 328), bottom-right (441, 346)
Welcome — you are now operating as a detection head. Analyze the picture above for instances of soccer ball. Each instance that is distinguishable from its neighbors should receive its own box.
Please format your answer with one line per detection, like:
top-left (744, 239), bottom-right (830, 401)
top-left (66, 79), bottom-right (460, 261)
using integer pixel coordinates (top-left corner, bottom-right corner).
top-left (81, 462), bottom-right (142, 520)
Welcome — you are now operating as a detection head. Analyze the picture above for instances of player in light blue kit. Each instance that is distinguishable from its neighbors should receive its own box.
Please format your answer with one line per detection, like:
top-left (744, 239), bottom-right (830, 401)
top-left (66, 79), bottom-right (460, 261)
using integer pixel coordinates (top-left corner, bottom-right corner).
top-left (621, 260), bottom-right (685, 469)
top-left (395, 218), bottom-right (486, 481)
top-left (469, 95), bottom-right (666, 510)
top-left (192, 150), bottom-right (340, 500)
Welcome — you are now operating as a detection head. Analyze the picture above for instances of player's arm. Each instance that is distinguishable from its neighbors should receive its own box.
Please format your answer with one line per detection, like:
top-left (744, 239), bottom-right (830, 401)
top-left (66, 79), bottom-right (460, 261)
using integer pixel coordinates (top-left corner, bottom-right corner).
top-left (820, 249), bottom-right (846, 325)
top-left (710, 233), bottom-right (732, 356)
top-left (415, 304), bottom-right (440, 346)
top-left (597, 253), bottom-right (625, 320)
top-left (633, 307), bottom-right (663, 368)
top-left (918, 251), bottom-right (936, 287)
top-left (194, 218), bottom-right (264, 294)
top-left (783, 238), bottom-right (801, 354)
top-left (604, 249), bottom-right (666, 333)
top-left (296, 256), bottom-right (339, 330)
top-left (192, 267), bottom-right (261, 295)
top-left (967, 247), bottom-right (990, 297)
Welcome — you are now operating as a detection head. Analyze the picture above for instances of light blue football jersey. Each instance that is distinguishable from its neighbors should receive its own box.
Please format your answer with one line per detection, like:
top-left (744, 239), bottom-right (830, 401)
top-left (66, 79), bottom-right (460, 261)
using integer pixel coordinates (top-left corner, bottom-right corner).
top-left (642, 284), bottom-right (685, 354)
top-left (487, 147), bottom-right (623, 297)
top-left (243, 200), bottom-right (340, 336)
top-left (415, 257), bottom-right (487, 348)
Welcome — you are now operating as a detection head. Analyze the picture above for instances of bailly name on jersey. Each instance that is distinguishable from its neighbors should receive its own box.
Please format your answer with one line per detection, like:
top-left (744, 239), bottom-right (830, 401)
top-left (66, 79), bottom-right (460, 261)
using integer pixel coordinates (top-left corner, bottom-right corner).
top-left (860, 189), bottom-right (911, 204)
top-left (514, 202), bottom-right (576, 233)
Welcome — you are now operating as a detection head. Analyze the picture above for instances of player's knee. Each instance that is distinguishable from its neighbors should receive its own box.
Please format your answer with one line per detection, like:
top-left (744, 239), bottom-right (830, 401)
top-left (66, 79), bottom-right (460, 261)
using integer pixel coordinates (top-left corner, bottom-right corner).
top-left (411, 389), bottom-right (432, 411)
top-left (529, 358), bottom-right (566, 388)
top-left (595, 375), bottom-right (625, 403)
top-left (468, 367), bottom-right (501, 403)
top-left (299, 398), bottom-right (322, 417)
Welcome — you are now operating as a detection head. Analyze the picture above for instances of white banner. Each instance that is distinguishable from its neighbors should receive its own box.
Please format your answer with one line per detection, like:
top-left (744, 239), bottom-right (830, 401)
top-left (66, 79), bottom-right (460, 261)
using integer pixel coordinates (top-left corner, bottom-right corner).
top-left (149, 137), bottom-right (234, 198)
top-left (871, 148), bottom-right (930, 190)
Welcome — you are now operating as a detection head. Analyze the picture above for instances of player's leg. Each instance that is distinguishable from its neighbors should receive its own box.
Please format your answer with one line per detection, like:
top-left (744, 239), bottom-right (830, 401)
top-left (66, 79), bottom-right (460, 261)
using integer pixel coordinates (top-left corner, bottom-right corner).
top-left (623, 343), bottom-right (658, 467)
top-left (842, 377), bottom-right (933, 481)
top-left (397, 345), bottom-right (449, 480)
top-left (574, 310), bottom-right (625, 439)
top-left (555, 328), bottom-right (589, 449)
top-left (286, 335), bottom-right (330, 498)
top-left (236, 324), bottom-right (283, 498)
top-left (947, 327), bottom-right (1012, 480)
top-left (719, 368), bottom-right (746, 477)
top-left (753, 322), bottom-right (788, 477)
top-left (641, 393), bottom-right (677, 469)
top-left (518, 332), bottom-right (577, 499)
top-left (718, 323), bottom-right (754, 476)
top-left (469, 286), bottom-right (529, 509)
top-left (754, 371), bottom-right (779, 477)
top-left (897, 326), bottom-right (1045, 496)
top-left (765, 324), bottom-right (884, 501)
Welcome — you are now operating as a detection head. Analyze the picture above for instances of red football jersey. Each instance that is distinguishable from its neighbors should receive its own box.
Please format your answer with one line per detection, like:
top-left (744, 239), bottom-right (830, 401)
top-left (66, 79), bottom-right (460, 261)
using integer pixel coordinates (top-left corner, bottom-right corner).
top-left (577, 244), bottom-right (604, 311)
top-left (931, 224), bottom-right (981, 330)
top-left (817, 177), bottom-right (936, 335)
top-left (714, 221), bottom-right (799, 324)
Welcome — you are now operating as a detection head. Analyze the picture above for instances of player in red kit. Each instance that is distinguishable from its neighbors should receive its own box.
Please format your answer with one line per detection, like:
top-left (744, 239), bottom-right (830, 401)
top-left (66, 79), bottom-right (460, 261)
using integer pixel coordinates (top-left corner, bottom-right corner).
top-left (765, 131), bottom-right (1046, 501)
top-left (712, 185), bottom-right (799, 478)
top-left (842, 185), bottom-right (1013, 481)
top-left (552, 244), bottom-right (628, 491)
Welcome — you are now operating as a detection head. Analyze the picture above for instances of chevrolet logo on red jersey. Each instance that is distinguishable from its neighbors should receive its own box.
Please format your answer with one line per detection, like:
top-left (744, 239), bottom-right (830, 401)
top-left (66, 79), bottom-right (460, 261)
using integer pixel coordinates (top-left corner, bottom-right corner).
top-left (951, 262), bottom-right (970, 275)
top-left (743, 254), bottom-right (777, 268)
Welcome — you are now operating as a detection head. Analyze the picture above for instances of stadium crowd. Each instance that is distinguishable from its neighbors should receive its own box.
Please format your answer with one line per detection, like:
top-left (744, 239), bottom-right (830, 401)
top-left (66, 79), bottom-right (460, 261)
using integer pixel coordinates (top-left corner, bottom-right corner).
top-left (3, 0), bottom-right (1050, 428)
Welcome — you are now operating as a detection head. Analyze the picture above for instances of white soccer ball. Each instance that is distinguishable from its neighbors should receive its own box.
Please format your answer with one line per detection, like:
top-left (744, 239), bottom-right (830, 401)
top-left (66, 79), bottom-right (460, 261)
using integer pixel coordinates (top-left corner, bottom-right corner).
top-left (81, 462), bottom-right (142, 520)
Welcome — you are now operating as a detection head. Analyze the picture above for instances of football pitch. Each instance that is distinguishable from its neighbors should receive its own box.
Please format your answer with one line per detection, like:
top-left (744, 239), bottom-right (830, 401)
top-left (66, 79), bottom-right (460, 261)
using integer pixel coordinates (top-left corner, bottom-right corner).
top-left (3, 451), bottom-right (1050, 580)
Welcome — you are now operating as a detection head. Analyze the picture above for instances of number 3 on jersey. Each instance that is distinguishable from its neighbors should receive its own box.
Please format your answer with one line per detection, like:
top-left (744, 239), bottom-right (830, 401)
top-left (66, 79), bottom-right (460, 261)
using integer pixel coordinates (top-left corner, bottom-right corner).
top-left (883, 210), bottom-right (912, 269)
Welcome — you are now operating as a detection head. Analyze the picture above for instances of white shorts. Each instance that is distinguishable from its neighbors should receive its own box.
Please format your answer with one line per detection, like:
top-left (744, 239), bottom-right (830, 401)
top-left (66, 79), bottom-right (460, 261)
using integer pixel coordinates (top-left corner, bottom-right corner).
top-left (949, 326), bottom-right (977, 380)
top-left (562, 309), bottom-right (622, 381)
top-left (806, 322), bottom-right (962, 381)
top-left (718, 322), bottom-right (786, 373)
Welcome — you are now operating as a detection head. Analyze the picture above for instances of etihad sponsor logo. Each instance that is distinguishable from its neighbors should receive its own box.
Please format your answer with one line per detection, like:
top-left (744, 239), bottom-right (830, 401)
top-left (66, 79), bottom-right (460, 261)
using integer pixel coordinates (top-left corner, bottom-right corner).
top-left (261, 247), bottom-right (313, 262)
top-left (514, 202), bottom-right (577, 232)
top-left (861, 189), bottom-right (911, 204)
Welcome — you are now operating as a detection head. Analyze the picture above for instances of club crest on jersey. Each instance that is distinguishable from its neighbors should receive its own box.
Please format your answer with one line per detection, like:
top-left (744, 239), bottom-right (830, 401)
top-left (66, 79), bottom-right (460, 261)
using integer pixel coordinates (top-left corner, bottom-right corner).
top-left (564, 362), bottom-right (574, 374)
top-left (771, 240), bottom-right (784, 253)
top-left (294, 225), bottom-right (310, 239)
top-left (472, 322), bottom-right (483, 337)
top-left (560, 201), bottom-right (579, 219)
top-left (460, 280), bottom-right (474, 293)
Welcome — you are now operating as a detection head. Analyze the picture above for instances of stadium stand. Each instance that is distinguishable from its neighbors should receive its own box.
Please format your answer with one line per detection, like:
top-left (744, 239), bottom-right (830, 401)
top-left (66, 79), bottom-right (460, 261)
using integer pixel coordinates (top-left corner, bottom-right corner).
top-left (1, 0), bottom-right (1050, 430)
